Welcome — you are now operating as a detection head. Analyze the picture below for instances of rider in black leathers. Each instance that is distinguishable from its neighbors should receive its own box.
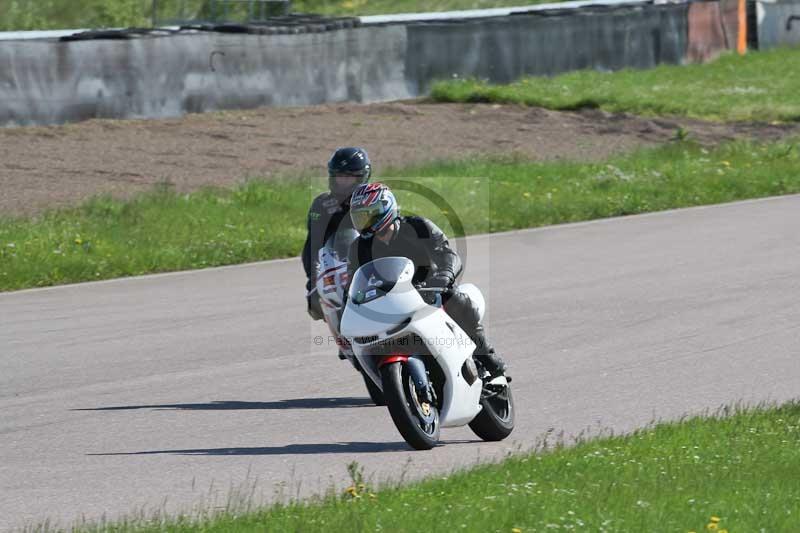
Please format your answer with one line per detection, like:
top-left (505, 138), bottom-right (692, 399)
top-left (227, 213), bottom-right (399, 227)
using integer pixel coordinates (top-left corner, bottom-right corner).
top-left (347, 183), bottom-right (508, 379)
top-left (302, 147), bottom-right (371, 320)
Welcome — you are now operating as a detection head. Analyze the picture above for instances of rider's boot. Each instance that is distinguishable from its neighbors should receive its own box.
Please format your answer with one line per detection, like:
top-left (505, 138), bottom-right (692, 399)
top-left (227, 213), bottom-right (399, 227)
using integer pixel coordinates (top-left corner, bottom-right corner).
top-left (471, 323), bottom-right (509, 380)
top-left (443, 288), bottom-right (510, 381)
top-left (337, 349), bottom-right (347, 361)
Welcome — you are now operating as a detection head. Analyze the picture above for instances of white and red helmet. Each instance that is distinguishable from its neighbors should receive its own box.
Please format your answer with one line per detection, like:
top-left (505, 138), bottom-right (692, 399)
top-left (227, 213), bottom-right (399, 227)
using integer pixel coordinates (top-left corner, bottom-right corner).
top-left (349, 183), bottom-right (398, 238)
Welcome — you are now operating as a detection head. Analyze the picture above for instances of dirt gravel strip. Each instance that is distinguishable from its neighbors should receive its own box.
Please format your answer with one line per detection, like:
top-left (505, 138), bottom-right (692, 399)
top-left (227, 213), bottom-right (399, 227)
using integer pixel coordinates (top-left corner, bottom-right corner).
top-left (2, 102), bottom-right (797, 217)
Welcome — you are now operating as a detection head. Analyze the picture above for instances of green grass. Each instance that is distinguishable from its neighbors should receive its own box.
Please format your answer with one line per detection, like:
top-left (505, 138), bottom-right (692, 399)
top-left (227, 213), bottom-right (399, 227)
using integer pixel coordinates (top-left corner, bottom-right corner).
top-left (0, 0), bottom-right (549, 31)
top-left (431, 47), bottom-right (800, 122)
top-left (0, 0), bottom-right (152, 31)
top-left (70, 402), bottom-right (800, 532)
top-left (295, 0), bottom-right (542, 17)
top-left (2, 138), bottom-right (799, 292)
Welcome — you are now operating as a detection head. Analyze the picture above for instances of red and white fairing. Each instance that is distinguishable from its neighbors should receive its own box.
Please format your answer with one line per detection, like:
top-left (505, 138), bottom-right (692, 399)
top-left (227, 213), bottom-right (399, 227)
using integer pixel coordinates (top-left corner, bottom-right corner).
top-left (315, 228), bottom-right (359, 357)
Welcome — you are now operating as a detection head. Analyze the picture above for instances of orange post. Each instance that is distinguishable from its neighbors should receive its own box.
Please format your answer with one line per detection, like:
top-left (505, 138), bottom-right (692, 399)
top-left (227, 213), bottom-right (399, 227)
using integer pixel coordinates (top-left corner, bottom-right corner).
top-left (737, 0), bottom-right (748, 54)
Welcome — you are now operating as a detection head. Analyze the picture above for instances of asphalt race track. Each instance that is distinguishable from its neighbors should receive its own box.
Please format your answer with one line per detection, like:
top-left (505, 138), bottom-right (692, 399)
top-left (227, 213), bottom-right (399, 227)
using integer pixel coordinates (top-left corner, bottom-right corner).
top-left (1, 196), bottom-right (798, 530)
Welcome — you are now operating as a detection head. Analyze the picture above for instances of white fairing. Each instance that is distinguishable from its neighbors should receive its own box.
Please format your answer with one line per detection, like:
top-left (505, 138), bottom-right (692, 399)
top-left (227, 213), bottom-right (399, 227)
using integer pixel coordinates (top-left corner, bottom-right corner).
top-left (341, 257), bottom-right (485, 427)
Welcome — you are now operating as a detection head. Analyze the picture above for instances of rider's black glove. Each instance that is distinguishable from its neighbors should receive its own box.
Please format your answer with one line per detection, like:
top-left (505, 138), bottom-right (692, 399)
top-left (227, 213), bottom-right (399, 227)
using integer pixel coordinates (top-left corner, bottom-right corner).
top-left (427, 272), bottom-right (454, 290)
top-left (306, 289), bottom-right (323, 321)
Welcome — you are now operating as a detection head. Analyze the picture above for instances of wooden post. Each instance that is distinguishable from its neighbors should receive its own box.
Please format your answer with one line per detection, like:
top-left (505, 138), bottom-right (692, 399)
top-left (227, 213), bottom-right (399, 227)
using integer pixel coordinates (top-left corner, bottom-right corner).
top-left (738, 0), bottom-right (748, 54)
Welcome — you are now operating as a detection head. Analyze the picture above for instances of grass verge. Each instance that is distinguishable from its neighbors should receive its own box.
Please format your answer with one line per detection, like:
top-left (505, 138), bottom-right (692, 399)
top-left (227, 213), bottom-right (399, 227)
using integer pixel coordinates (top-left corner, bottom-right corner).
top-left (70, 402), bottom-right (800, 532)
top-left (2, 138), bottom-right (799, 292)
top-left (431, 47), bottom-right (800, 122)
top-left (0, 0), bottom-right (550, 31)
top-left (295, 0), bottom-right (546, 17)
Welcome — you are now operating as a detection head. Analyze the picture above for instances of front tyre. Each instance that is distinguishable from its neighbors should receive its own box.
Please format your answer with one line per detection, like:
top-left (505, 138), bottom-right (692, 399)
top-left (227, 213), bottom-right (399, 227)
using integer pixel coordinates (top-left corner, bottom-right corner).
top-left (380, 362), bottom-right (440, 450)
top-left (361, 370), bottom-right (386, 406)
top-left (469, 379), bottom-right (515, 441)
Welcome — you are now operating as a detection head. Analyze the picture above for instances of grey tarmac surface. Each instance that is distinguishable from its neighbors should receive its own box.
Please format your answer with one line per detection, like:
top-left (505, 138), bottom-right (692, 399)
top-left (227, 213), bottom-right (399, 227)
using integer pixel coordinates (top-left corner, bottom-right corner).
top-left (1, 196), bottom-right (799, 530)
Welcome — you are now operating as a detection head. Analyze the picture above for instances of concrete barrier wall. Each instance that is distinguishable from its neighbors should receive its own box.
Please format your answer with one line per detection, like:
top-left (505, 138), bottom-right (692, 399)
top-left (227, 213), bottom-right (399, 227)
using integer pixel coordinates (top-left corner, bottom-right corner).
top-left (405, 4), bottom-right (688, 94)
top-left (756, 0), bottom-right (800, 48)
top-left (0, 2), bottom-right (738, 127)
top-left (0, 26), bottom-right (410, 126)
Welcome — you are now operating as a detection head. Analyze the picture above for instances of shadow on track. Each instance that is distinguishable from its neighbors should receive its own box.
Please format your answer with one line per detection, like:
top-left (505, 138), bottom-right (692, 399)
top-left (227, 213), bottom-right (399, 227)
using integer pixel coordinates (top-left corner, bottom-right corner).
top-left (89, 439), bottom-right (480, 456)
top-left (89, 441), bottom-right (419, 456)
top-left (73, 397), bottom-right (375, 412)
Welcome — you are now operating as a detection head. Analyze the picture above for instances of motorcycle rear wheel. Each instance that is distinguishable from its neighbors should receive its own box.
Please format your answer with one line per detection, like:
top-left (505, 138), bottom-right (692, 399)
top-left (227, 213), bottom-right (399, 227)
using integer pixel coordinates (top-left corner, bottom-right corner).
top-left (469, 380), bottom-right (515, 441)
top-left (380, 362), bottom-right (440, 450)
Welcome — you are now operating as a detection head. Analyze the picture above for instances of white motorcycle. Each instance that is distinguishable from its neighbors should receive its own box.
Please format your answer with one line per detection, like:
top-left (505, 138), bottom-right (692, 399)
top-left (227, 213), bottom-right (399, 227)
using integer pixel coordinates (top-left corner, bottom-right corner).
top-left (315, 226), bottom-right (386, 405)
top-left (340, 256), bottom-right (514, 450)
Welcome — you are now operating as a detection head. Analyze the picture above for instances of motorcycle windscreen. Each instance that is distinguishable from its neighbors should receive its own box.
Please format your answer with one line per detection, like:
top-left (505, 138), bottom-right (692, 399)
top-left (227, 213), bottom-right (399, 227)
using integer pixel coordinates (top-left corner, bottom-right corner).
top-left (349, 257), bottom-right (414, 305)
top-left (329, 226), bottom-right (359, 261)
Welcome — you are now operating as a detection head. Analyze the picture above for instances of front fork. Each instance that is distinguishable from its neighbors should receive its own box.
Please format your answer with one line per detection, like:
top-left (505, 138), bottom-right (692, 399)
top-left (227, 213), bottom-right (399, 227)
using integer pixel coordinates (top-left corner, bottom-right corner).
top-left (379, 354), bottom-right (434, 404)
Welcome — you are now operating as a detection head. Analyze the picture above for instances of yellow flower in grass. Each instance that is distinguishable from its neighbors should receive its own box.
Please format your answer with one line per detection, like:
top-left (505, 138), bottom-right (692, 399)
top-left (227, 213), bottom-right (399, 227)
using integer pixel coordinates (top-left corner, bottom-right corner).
top-left (706, 523), bottom-right (718, 531)
top-left (512, 528), bottom-right (523, 533)
top-left (710, 516), bottom-right (721, 523)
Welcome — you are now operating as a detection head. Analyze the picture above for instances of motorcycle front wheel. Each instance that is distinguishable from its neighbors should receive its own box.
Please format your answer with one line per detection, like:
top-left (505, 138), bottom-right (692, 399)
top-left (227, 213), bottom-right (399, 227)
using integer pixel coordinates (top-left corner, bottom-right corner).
top-left (361, 369), bottom-right (386, 406)
top-left (380, 362), bottom-right (440, 450)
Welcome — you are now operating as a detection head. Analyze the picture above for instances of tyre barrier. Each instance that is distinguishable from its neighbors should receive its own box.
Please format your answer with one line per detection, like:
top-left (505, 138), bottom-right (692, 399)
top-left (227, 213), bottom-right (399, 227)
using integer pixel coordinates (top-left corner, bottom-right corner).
top-left (57, 15), bottom-right (361, 41)
top-left (59, 28), bottom-right (183, 42)
top-left (180, 20), bottom-right (359, 35)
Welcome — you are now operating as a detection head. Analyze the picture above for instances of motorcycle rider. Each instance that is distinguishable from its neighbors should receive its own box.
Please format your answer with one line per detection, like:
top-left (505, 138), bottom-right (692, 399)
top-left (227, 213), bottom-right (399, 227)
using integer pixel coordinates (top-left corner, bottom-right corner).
top-left (302, 147), bottom-right (372, 321)
top-left (346, 182), bottom-right (508, 379)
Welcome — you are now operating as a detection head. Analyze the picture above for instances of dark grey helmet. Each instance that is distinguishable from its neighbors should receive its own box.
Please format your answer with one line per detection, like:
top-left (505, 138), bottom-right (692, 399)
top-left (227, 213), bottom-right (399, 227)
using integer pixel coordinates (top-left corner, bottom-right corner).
top-left (327, 147), bottom-right (371, 201)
